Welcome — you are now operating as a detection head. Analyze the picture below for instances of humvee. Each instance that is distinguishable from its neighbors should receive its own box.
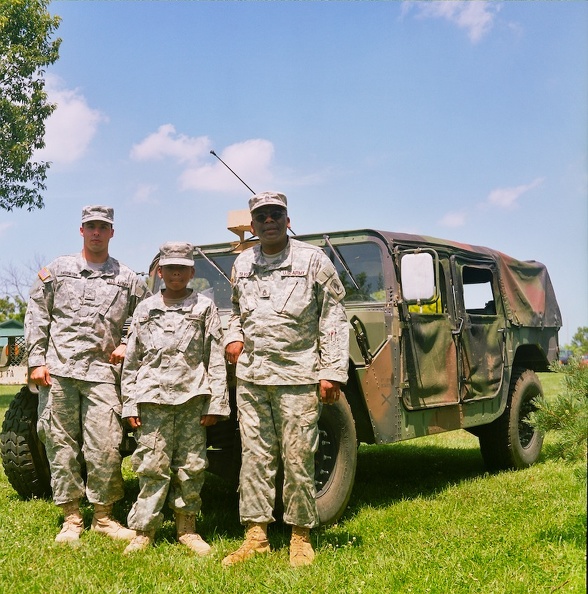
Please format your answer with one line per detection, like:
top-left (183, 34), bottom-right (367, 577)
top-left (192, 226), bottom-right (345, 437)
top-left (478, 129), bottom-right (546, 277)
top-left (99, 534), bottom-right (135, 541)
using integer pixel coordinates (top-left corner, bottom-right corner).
top-left (0, 221), bottom-right (561, 524)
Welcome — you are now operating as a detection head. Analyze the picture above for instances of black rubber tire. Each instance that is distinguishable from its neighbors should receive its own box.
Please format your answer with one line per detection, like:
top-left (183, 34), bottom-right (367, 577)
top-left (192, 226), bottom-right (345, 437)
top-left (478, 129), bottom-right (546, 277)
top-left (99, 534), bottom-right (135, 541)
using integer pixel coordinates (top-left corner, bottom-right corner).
top-left (0, 386), bottom-right (52, 499)
top-left (478, 368), bottom-right (544, 472)
top-left (315, 393), bottom-right (357, 525)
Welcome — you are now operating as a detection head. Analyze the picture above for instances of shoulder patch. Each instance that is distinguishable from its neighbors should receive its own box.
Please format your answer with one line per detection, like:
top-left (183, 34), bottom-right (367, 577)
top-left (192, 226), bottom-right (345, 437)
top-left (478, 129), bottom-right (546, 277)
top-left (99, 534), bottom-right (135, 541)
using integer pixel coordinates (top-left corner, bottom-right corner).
top-left (317, 263), bottom-right (346, 302)
top-left (38, 267), bottom-right (52, 282)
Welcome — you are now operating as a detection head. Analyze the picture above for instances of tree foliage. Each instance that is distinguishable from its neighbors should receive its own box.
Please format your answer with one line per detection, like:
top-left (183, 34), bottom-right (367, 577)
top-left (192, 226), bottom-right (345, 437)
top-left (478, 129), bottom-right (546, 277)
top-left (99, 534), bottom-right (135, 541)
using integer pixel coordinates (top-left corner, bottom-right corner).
top-left (569, 326), bottom-right (588, 357)
top-left (0, 294), bottom-right (26, 322)
top-left (0, 0), bottom-right (61, 211)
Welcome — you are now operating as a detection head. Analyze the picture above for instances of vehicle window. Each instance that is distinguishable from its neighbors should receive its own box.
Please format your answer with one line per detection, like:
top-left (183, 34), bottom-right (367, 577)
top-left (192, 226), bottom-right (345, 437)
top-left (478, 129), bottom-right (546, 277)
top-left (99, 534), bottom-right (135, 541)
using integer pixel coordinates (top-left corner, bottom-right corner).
top-left (331, 242), bottom-right (386, 302)
top-left (462, 266), bottom-right (496, 315)
top-left (191, 253), bottom-right (236, 310)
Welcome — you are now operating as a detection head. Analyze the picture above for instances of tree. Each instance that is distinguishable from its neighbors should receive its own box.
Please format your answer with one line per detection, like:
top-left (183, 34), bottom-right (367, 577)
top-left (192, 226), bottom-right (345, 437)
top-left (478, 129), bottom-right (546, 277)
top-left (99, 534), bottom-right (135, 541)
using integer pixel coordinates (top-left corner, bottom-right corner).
top-left (0, 294), bottom-right (26, 322)
top-left (0, 255), bottom-right (44, 321)
top-left (0, 0), bottom-right (61, 211)
top-left (569, 326), bottom-right (588, 357)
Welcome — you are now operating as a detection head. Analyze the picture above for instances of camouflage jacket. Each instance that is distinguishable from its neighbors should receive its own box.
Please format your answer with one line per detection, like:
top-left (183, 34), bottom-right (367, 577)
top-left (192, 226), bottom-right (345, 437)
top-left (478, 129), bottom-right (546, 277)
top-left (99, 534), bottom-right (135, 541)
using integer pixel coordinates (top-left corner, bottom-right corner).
top-left (225, 238), bottom-right (349, 385)
top-left (25, 253), bottom-right (149, 384)
top-left (121, 291), bottom-right (229, 419)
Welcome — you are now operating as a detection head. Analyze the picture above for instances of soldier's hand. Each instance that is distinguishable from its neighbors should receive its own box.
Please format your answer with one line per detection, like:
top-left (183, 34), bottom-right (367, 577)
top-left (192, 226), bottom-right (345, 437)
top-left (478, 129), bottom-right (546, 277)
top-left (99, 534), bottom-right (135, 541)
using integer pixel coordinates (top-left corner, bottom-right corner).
top-left (320, 380), bottom-right (341, 405)
top-left (127, 416), bottom-right (141, 429)
top-left (200, 415), bottom-right (219, 427)
top-left (225, 341), bottom-right (244, 365)
top-left (29, 365), bottom-right (52, 387)
top-left (109, 344), bottom-right (127, 364)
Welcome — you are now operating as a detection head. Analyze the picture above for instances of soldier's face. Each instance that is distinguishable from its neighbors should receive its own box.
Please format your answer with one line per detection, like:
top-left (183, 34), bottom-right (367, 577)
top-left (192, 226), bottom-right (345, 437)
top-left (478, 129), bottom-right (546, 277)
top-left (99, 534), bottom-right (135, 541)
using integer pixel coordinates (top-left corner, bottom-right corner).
top-left (80, 221), bottom-right (114, 254)
top-left (250, 208), bottom-right (289, 254)
top-left (158, 265), bottom-right (195, 293)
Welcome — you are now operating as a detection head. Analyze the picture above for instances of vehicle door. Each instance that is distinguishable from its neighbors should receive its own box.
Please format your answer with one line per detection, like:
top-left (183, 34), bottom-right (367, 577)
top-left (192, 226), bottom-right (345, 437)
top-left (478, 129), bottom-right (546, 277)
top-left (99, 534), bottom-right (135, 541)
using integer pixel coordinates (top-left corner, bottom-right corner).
top-left (450, 256), bottom-right (505, 401)
top-left (398, 250), bottom-right (460, 410)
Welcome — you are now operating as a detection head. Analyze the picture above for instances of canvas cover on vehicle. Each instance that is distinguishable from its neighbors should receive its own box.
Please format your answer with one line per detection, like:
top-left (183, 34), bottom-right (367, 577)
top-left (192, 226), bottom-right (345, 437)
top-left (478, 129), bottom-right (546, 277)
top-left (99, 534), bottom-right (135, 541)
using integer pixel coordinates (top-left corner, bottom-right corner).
top-left (380, 231), bottom-right (562, 330)
top-left (495, 252), bottom-right (561, 328)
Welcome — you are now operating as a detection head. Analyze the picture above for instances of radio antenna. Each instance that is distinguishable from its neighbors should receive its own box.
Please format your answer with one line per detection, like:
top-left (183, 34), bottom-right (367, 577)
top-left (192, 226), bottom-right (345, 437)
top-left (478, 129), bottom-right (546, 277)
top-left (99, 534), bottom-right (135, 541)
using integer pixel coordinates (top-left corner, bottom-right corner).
top-left (210, 150), bottom-right (255, 194)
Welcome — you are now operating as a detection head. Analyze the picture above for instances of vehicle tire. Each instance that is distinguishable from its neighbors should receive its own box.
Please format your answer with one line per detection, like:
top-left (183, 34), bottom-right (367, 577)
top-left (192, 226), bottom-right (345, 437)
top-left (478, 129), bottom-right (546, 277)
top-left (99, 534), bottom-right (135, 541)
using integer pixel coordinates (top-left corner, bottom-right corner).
top-left (478, 368), bottom-right (544, 472)
top-left (0, 386), bottom-right (52, 499)
top-left (315, 393), bottom-right (357, 525)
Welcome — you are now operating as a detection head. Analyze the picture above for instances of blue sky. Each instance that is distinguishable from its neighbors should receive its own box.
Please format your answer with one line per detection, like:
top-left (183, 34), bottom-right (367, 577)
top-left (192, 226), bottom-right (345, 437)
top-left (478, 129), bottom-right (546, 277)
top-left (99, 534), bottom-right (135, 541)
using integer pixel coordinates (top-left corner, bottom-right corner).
top-left (1, 1), bottom-right (586, 341)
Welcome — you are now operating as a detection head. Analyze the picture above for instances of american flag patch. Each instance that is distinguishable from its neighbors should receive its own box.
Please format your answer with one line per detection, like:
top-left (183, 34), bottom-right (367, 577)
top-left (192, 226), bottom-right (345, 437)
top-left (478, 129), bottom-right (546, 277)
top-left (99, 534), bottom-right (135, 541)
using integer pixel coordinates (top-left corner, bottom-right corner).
top-left (38, 267), bottom-right (51, 281)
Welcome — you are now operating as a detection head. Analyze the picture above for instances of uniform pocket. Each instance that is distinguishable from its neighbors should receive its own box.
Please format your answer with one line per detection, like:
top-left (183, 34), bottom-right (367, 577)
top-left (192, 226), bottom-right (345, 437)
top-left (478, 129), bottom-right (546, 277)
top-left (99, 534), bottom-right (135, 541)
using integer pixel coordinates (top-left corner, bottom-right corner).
top-left (271, 277), bottom-right (309, 317)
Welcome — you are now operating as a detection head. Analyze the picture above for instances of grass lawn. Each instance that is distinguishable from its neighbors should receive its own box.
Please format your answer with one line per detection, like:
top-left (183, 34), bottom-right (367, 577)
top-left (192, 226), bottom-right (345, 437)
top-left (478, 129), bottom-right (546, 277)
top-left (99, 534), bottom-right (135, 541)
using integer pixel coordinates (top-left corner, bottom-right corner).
top-left (0, 374), bottom-right (585, 594)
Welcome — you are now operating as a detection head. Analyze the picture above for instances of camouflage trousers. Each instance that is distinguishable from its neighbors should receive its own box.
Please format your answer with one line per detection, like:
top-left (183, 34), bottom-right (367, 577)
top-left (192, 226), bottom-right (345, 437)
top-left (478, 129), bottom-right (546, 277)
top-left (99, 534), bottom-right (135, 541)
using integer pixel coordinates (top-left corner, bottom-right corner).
top-left (37, 376), bottom-right (125, 506)
top-left (237, 381), bottom-right (321, 529)
top-left (127, 398), bottom-right (208, 533)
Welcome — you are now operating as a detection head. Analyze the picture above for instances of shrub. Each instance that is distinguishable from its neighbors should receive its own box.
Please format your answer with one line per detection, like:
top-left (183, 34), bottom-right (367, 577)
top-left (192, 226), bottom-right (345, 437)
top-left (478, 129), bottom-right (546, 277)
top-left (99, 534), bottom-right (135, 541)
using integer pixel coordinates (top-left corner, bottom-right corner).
top-left (530, 359), bottom-right (588, 482)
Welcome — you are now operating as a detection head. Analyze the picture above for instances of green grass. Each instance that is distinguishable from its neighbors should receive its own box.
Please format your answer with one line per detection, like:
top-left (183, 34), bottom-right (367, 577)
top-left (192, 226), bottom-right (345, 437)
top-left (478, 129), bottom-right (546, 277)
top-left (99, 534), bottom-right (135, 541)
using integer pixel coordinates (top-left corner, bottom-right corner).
top-left (0, 375), bottom-right (585, 594)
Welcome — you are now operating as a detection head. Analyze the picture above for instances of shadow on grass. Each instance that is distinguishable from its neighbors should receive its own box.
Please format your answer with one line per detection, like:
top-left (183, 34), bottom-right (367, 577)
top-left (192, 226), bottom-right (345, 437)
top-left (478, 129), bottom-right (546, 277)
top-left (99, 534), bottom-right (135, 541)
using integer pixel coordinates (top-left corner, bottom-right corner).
top-left (346, 440), bottom-right (486, 514)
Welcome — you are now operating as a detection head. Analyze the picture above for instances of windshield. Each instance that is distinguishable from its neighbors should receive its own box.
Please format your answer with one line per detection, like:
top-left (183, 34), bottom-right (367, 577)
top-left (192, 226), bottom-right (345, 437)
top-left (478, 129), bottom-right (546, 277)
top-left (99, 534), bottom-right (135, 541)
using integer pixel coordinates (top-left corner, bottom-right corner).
top-left (330, 242), bottom-right (386, 302)
top-left (150, 238), bottom-right (386, 309)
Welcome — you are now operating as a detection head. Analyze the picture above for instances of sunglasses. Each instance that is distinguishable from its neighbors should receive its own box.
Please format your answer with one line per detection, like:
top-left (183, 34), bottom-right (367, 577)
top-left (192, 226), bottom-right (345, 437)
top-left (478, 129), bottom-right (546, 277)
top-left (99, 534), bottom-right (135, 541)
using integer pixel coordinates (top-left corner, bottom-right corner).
top-left (252, 210), bottom-right (286, 224)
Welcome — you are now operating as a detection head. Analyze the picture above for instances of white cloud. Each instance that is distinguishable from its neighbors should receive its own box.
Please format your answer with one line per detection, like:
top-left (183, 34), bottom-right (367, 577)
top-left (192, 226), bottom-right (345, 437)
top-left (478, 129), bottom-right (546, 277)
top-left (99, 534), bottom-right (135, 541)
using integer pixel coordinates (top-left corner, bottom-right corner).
top-left (36, 75), bottom-right (107, 165)
top-left (181, 139), bottom-right (274, 193)
top-left (131, 183), bottom-right (159, 205)
top-left (403, 1), bottom-right (500, 44)
top-left (131, 128), bottom-right (275, 193)
top-left (439, 211), bottom-right (467, 228)
top-left (130, 125), bottom-right (277, 193)
top-left (130, 124), bottom-right (210, 164)
top-left (0, 222), bottom-right (15, 238)
top-left (486, 178), bottom-right (545, 210)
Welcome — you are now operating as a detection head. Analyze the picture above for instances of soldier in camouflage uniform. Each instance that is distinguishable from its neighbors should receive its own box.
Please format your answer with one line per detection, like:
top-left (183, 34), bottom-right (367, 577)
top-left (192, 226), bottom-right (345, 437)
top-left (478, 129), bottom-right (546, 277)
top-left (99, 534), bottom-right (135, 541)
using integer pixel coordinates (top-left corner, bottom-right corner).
top-left (222, 192), bottom-right (349, 568)
top-left (25, 205), bottom-right (149, 544)
top-left (121, 242), bottom-right (229, 555)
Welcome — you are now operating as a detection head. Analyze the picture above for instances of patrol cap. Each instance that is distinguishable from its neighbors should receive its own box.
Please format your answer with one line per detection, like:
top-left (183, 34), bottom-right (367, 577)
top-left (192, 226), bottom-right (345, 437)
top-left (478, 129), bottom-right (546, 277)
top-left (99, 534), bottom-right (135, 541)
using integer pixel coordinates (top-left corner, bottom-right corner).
top-left (248, 192), bottom-right (287, 213)
top-left (158, 242), bottom-right (194, 267)
top-left (81, 205), bottom-right (114, 225)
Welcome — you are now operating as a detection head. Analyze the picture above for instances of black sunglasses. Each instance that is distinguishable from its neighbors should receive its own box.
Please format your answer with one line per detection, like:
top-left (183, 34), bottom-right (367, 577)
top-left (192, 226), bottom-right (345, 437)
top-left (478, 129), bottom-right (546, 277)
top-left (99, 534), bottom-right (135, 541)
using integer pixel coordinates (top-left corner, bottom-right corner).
top-left (252, 210), bottom-right (286, 224)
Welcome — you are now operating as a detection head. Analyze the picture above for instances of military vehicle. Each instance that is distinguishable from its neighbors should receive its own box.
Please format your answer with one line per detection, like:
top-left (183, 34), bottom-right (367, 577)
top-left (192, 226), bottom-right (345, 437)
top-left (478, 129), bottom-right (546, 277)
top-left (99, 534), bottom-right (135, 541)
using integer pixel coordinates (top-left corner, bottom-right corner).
top-left (0, 219), bottom-right (561, 524)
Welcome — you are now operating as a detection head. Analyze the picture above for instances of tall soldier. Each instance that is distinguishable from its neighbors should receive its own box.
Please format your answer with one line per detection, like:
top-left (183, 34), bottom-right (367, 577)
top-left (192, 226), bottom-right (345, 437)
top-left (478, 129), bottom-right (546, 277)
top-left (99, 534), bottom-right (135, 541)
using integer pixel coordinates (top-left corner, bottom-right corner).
top-left (222, 192), bottom-right (349, 567)
top-left (25, 205), bottom-right (149, 544)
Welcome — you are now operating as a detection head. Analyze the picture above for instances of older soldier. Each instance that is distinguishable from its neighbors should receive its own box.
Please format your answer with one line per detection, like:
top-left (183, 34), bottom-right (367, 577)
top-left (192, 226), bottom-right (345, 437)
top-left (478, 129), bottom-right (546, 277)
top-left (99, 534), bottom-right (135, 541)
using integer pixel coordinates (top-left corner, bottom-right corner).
top-left (222, 192), bottom-right (349, 567)
top-left (121, 242), bottom-right (229, 555)
top-left (25, 205), bottom-right (149, 544)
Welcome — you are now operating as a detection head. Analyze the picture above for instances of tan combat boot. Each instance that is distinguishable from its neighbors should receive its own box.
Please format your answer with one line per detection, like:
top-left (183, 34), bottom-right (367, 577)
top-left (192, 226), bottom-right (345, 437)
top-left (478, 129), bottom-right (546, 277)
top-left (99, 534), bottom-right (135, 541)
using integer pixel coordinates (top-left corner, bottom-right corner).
top-left (221, 522), bottom-right (270, 567)
top-left (123, 530), bottom-right (155, 554)
top-left (289, 525), bottom-right (315, 567)
top-left (91, 503), bottom-right (136, 541)
top-left (175, 512), bottom-right (212, 556)
top-left (55, 500), bottom-right (84, 544)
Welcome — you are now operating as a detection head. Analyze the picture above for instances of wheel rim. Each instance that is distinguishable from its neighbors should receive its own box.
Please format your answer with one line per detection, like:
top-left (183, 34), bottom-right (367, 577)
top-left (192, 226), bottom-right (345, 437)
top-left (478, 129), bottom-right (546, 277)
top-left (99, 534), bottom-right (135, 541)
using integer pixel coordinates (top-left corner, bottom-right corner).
top-left (314, 424), bottom-right (337, 495)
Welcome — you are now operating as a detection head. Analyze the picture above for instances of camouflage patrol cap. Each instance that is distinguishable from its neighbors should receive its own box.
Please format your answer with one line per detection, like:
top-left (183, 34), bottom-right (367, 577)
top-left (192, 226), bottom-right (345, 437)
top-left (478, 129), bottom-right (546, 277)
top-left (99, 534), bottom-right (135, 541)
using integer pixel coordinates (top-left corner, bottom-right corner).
top-left (248, 192), bottom-right (288, 213)
top-left (158, 242), bottom-right (194, 267)
top-left (81, 205), bottom-right (114, 224)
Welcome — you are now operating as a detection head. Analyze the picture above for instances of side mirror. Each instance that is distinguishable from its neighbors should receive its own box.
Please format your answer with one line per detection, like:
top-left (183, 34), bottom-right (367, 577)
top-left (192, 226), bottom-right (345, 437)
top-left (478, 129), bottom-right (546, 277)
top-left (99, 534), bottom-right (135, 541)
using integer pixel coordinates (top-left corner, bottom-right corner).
top-left (400, 252), bottom-right (437, 303)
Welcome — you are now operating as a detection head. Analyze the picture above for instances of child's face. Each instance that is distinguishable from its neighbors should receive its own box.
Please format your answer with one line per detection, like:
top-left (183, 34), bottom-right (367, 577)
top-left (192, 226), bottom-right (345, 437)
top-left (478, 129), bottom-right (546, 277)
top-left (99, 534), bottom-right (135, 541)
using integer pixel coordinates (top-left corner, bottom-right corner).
top-left (158, 265), bottom-right (195, 293)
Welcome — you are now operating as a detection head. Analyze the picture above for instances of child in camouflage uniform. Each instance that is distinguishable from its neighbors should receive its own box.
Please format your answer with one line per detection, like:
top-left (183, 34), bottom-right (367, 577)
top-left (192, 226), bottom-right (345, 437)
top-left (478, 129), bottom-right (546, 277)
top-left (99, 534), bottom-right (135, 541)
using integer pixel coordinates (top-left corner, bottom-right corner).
top-left (121, 242), bottom-right (229, 555)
